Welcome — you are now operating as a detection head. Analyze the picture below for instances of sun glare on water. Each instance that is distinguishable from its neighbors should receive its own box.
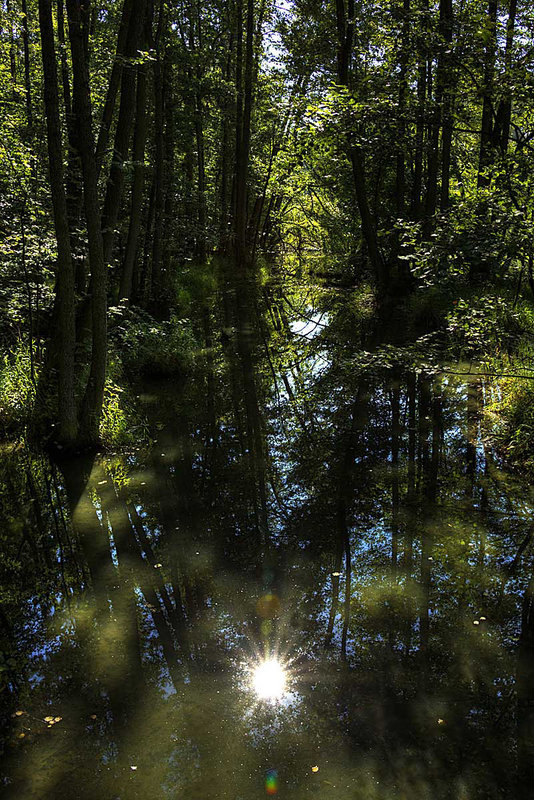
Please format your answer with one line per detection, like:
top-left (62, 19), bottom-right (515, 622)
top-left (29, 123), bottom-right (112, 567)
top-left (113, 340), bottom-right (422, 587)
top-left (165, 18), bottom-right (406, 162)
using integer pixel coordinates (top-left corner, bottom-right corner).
top-left (252, 659), bottom-right (287, 700)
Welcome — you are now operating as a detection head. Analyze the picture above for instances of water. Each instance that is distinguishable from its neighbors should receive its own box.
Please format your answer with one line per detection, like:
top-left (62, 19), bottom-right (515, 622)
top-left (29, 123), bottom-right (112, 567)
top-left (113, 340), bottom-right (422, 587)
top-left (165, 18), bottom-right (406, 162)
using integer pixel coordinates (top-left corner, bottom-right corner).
top-left (1, 282), bottom-right (534, 799)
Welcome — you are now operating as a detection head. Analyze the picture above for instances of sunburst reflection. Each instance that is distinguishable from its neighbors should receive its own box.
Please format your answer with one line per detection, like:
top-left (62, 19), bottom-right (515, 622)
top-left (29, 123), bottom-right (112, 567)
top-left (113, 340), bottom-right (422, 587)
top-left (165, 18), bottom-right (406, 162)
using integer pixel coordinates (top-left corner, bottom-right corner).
top-left (252, 658), bottom-right (287, 700)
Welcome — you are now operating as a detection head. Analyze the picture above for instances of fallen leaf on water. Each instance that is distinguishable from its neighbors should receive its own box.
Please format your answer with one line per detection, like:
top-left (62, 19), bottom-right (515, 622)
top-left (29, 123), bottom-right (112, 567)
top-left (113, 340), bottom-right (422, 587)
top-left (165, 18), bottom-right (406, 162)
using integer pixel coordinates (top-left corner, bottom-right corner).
top-left (438, 718), bottom-right (444, 725)
top-left (473, 620), bottom-right (480, 626)
top-left (54, 717), bottom-right (62, 723)
top-left (154, 563), bottom-right (162, 569)
top-left (90, 714), bottom-right (97, 720)
top-left (130, 766), bottom-right (137, 771)
top-left (18, 733), bottom-right (25, 739)
top-left (480, 616), bottom-right (487, 621)
top-left (332, 572), bottom-right (341, 577)
top-left (14, 711), bottom-right (24, 717)
top-left (44, 716), bottom-right (54, 723)
top-left (311, 766), bottom-right (319, 773)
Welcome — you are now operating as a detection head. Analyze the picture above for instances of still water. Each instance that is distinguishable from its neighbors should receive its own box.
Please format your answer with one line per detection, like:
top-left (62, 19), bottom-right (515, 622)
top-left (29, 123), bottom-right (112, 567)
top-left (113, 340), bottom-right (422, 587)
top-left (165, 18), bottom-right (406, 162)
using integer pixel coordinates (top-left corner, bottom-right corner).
top-left (1, 283), bottom-right (534, 799)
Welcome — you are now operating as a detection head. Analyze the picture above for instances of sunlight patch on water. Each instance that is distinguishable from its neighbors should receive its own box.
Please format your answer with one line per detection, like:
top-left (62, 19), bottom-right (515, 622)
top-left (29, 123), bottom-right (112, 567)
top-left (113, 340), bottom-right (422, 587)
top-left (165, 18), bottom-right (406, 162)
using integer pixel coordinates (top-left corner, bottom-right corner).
top-left (252, 659), bottom-right (287, 700)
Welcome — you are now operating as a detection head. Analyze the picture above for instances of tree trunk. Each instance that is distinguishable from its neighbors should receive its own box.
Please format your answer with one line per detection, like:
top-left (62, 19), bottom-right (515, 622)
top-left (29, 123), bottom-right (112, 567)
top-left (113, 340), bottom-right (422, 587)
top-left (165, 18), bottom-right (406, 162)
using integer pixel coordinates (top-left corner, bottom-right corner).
top-left (119, 3), bottom-right (152, 301)
top-left (439, 0), bottom-right (454, 209)
top-left (335, 0), bottom-right (387, 289)
top-left (95, 0), bottom-right (134, 177)
top-left (57, 0), bottom-right (87, 294)
top-left (395, 0), bottom-right (410, 218)
top-left (411, 0), bottom-right (428, 219)
top-left (38, 0), bottom-right (77, 445)
top-left (66, 0), bottom-right (107, 446)
top-left (477, 0), bottom-right (498, 188)
top-left (101, 0), bottom-right (146, 269)
top-left (492, 0), bottom-right (517, 155)
top-left (151, 0), bottom-right (166, 301)
top-left (21, 0), bottom-right (32, 124)
top-left (230, 0), bottom-right (258, 267)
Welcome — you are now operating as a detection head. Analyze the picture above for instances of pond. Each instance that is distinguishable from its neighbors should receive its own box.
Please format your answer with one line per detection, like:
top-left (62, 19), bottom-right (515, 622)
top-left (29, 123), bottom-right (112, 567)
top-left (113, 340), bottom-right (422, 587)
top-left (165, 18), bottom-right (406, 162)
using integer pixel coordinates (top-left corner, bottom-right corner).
top-left (1, 282), bottom-right (533, 799)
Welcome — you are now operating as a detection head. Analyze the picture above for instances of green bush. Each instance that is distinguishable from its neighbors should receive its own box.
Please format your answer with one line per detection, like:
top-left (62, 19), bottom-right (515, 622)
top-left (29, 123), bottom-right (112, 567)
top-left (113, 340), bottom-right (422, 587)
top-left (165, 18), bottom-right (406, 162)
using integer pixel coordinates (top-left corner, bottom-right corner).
top-left (0, 345), bottom-right (37, 433)
top-left (485, 376), bottom-right (534, 470)
top-left (445, 294), bottom-right (522, 359)
top-left (99, 356), bottom-right (150, 450)
top-left (114, 308), bottom-right (196, 379)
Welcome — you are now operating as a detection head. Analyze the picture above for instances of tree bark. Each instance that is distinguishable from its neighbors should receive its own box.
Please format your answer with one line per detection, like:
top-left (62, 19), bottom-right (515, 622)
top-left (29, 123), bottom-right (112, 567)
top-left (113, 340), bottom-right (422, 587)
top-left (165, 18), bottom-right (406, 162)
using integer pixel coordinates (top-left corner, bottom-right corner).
top-left (101, 0), bottom-right (146, 268)
top-left (492, 0), bottom-right (517, 155)
top-left (21, 0), bottom-right (32, 124)
top-left (95, 0), bottom-right (134, 177)
top-left (66, 0), bottom-right (107, 446)
top-left (439, 0), bottom-right (454, 209)
top-left (120, 2), bottom-right (152, 301)
top-left (151, 0), bottom-right (166, 300)
top-left (38, 0), bottom-right (77, 445)
top-left (395, 0), bottom-right (410, 218)
top-left (477, 0), bottom-right (498, 188)
top-left (411, 0), bottom-right (428, 219)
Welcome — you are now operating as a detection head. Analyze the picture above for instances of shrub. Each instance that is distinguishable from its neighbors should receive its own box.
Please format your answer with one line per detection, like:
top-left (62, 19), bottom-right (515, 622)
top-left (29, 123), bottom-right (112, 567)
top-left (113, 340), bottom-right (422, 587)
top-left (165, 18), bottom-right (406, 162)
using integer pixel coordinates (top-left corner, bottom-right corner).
top-left (484, 376), bottom-right (534, 471)
top-left (112, 307), bottom-right (196, 379)
top-left (0, 345), bottom-right (37, 433)
top-left (100, 358), bottom-right (150, 450)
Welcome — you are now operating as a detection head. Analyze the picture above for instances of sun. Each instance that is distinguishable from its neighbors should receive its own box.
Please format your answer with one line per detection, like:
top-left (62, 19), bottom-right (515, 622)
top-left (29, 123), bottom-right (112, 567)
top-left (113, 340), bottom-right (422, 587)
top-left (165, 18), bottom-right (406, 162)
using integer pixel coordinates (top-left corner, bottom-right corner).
top-left (252, 659), bottom-right (287, 700)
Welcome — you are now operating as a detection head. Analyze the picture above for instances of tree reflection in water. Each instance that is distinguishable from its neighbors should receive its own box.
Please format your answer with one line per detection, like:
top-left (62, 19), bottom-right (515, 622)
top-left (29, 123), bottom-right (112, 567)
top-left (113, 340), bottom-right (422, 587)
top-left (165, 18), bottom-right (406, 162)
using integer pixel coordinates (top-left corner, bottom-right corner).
top-left (1, 278), bottom-right (534, 799)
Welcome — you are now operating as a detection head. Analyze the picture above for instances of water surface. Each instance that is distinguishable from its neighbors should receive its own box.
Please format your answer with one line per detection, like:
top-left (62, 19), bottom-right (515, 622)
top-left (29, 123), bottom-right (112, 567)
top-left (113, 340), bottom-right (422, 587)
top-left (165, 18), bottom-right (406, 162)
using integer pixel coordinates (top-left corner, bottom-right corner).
top-left (1, 282), bottom-right (533, 799)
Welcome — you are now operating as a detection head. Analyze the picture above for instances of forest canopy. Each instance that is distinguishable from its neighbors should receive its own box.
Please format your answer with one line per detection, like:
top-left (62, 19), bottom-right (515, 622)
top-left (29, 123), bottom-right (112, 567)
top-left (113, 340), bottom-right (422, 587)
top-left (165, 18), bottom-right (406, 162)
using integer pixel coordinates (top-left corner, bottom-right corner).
top-left (0, 0), bottom-right (533, 450)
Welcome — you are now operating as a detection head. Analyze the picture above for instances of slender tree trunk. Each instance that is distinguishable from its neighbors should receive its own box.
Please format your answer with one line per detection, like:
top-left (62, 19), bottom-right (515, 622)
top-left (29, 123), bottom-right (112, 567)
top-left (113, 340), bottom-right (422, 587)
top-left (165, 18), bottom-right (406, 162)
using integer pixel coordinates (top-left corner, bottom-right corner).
top-left (233, 0), bottom-right (255, 266)
top-left (218, 28), bottom-right (234, 249)
top-left (439, 0), bottom-right (454, 209)
top-left (162, 56), bottom-right (176, 276)
top-left (38, 0), bottom-right (77, 445)
top-left (95, 0), bottom-right (134, 176)
top-left (6, 0), bottom-right (17, 100)
top-left (335, 0), bottom-right (387, 289)
top-left (151, 0), bottom-right (166, 300)
top-left (492, 0), bottom-right (517, 155)
top-left (189, 0), bottom-right (207, 261)
top-left (412, 0), bottom-right (428, 218)
top-left (477, 0), bottom-right (498, 188)
top-left (21, 0), bottom-right (32, 124)
top-left (66, 0), bottom-right (107, 446)
top-left (194, 86), bottom-right (207, 260)
top-left (120, 3), bottom-right (152, 301)
top-left (57, 0), bottom-right (87, 295)
top-left (395, 0), bottom-right (410, 218)
top-left (101, 0), bottom-right (146, 268)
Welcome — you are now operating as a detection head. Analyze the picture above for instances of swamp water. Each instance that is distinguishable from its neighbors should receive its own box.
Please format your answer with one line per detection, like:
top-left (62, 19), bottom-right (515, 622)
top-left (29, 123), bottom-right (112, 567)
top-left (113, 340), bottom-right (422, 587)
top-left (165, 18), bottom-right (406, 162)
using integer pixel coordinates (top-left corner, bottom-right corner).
top-left (1, 285), bottom-right (533, 799)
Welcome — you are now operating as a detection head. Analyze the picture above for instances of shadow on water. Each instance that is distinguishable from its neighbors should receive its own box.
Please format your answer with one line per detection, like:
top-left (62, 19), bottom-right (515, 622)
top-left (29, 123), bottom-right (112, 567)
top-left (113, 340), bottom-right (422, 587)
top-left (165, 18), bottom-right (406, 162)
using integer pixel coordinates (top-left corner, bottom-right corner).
top-left (2, 276), bottom-right (534, 798)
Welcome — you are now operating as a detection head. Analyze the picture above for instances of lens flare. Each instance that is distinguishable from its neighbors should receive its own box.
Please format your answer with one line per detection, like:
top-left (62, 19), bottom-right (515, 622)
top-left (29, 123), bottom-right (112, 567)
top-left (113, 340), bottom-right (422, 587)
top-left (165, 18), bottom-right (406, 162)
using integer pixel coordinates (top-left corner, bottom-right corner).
top-left (265, 768), bottom-right (278, 795)
top-left (252, 659), bottom-right (286, 700)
